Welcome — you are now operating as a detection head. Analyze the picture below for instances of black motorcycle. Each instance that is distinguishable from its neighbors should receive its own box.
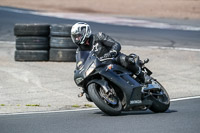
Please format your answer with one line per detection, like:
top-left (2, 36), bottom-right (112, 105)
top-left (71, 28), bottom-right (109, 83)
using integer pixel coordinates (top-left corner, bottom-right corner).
top-left (74, 50), bottom-right (170, 116)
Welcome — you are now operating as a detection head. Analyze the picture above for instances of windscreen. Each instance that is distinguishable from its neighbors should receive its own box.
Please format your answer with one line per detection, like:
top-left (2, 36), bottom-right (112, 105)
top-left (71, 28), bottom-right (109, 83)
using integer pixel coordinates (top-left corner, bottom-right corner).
top-left (76, 50), bottom-right (90, 68)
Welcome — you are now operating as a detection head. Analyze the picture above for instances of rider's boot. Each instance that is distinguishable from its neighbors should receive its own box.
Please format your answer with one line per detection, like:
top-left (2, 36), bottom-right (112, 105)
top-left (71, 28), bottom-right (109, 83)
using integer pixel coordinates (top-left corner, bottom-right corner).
top-left (136, 71), bottom-right (151, 84)
top-left (126, 55), bottom-right (150, 84)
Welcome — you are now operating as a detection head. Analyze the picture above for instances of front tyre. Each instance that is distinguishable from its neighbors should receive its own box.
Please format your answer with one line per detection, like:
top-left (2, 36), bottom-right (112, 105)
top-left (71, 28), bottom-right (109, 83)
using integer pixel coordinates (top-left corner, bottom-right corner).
top-left (149, 80), bottom-right (170, 113)
top-left (88, 83), bottom-right (122, 116)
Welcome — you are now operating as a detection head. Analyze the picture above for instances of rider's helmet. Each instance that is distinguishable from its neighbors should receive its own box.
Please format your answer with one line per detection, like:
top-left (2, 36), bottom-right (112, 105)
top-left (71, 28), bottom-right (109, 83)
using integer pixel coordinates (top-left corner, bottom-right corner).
top-left (71, 22), bottom-right (92, 45)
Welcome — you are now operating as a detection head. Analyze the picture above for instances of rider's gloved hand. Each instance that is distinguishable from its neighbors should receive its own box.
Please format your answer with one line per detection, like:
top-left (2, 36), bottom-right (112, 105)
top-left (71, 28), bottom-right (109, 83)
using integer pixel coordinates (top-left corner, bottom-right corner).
top-left (103, 50), bottom-right (117, 58)
top-left (103, 52), bottom-right (112, 58)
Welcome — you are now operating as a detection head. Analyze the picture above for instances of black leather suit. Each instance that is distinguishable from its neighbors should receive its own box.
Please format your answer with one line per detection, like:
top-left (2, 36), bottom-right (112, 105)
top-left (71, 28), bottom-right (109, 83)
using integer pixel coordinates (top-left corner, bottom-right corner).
top-left (76, 32), bottom-right (141, 76)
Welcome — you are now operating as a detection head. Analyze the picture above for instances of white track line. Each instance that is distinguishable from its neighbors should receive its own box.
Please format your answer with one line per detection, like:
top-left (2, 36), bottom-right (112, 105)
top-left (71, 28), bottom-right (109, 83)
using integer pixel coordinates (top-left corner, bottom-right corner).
top-left (0, 7), bottom-right (34, 14)
top-left (170, 96), bottom-right (200, 102)
top-left (147, 46), bottom-right (200, 52)
top-left (35, 12), bottom-right (200, 31)
top-left (123, 45), bottom-right (200, 52)
top-left (0, 108), bottom-right (99, 116)
top-left (0, 96), bottom-right (200, 116)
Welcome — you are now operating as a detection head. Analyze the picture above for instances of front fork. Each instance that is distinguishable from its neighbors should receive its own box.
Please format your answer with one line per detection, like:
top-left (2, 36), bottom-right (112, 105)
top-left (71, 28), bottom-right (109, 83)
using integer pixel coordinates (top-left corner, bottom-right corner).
top-left (78, 78), bottom-right (111, 97)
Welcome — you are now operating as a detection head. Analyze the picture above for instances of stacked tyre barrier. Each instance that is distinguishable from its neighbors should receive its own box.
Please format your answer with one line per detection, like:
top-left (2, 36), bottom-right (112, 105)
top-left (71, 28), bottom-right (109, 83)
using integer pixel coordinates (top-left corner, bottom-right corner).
top-left (49, 24), bottom-right (77, 62)
top-left (14, 24), bottom-right (50, 61)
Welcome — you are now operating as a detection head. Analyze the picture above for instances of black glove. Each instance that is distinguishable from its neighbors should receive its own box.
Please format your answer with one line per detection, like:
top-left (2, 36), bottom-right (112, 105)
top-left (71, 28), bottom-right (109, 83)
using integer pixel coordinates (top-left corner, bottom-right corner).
top-left (103, 50), bottom-right (117, 58)
top-left (103, 52), bottom-right (112, 58)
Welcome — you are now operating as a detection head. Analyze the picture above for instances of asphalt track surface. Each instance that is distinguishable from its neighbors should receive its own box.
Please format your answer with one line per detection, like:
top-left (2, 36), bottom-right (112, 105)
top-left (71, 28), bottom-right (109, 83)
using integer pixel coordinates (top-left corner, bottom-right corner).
top-left (0, 98), bottom-right (200, 133)
top-left (0, 6), bottom-right (200, 49)
top-left (0, 6), bottom-right (200, 133)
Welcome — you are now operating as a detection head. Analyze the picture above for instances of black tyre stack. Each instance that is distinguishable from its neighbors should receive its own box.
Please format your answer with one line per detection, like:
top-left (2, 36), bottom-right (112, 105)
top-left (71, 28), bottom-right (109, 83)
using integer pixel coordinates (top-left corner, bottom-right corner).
top-left (14, 24), bottom-right (50, 61)
top-left (49, 24), bottom-right (77, 62)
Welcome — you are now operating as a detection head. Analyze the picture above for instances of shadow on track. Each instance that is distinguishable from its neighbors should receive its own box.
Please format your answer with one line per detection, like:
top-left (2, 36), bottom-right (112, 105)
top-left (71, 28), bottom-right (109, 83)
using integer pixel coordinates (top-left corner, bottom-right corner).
top-left (93, 109), bottom-right (177, 116)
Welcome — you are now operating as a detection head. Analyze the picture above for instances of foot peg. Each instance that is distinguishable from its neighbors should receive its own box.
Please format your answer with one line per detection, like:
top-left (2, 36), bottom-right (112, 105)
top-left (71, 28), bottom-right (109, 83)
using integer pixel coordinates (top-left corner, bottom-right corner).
top-left (78, 92), bottom-right (84, 97)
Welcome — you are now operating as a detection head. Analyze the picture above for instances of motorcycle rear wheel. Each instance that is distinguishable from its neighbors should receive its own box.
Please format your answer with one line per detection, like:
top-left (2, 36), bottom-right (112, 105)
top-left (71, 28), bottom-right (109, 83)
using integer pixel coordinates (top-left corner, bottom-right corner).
top-left (149, 80), bottom-right (170, 113)
top-left (88, 83), bottom-right (122, 116)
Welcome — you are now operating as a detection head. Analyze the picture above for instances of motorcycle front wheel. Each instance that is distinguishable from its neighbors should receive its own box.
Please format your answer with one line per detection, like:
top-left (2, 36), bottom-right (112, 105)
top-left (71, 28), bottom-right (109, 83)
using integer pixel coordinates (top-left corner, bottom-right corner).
top-left (88, 83), bottom-right (122, 116)
top-left (149, 80), bottom-right (170, 113)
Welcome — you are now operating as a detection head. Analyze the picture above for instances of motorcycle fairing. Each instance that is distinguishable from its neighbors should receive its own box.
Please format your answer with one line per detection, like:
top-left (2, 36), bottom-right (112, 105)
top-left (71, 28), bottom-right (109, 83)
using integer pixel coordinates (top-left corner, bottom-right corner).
top-left (94, 64), bottom-right (152, 109)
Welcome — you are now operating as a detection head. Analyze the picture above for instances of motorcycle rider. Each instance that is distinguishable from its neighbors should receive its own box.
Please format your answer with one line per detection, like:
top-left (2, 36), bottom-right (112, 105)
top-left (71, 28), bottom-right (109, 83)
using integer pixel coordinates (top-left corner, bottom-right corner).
top-left (71, 22), bottom-right (148, 83)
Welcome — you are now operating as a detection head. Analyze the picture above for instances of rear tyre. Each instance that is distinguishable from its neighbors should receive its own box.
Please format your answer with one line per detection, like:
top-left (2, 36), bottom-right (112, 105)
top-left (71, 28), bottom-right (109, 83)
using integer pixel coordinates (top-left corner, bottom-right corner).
top-left (149, 80), bottom-right (170, 113)
top-left (88, 83), bottom-right (122, 116)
